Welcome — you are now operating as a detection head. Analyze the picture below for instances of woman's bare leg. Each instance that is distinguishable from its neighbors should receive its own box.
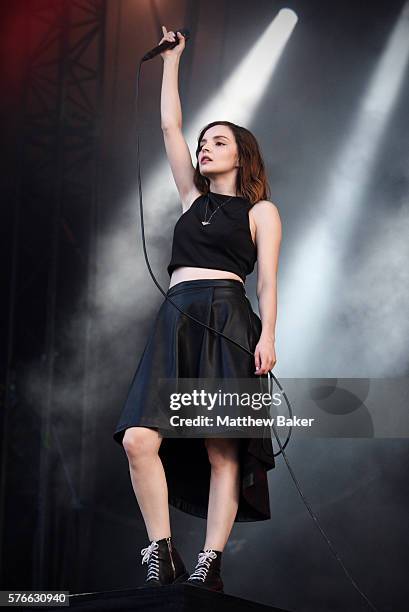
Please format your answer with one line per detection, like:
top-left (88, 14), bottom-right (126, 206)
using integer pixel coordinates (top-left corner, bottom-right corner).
top-left (203, 438), bottom-right (241, 551)
top-left (122, 426), bottom-right (171, 541)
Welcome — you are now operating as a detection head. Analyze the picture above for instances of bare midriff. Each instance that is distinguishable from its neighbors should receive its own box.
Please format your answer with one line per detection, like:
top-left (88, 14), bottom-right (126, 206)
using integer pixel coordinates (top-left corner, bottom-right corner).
top-left (168, 266), bottom-right (244, 289)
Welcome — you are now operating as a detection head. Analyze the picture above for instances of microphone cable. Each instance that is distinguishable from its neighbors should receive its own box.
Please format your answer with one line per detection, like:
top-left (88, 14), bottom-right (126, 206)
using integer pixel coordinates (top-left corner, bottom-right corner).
top-left (132, 47), bottom-right (381, 611)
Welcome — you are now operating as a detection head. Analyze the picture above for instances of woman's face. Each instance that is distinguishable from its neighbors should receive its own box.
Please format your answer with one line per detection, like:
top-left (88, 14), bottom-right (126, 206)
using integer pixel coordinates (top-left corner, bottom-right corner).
top-left (198, 125), bottom-right (239, 176)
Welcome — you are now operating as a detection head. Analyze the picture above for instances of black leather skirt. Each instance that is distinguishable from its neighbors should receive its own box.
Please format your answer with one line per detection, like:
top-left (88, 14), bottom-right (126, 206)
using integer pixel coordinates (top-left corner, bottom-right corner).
top-left (113, 278), bottom-right (275, 522)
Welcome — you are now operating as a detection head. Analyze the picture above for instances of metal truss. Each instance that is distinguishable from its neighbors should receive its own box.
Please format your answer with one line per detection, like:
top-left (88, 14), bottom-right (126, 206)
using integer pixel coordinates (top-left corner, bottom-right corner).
top-left (1, 0), bottom-right (106, 589)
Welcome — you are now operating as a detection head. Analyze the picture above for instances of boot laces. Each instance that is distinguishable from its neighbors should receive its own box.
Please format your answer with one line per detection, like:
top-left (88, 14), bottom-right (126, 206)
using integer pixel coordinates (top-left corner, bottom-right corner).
top-left (140, 541), bottom-right (160, 581)
top-left (188, 549), bottom-right (217, 582)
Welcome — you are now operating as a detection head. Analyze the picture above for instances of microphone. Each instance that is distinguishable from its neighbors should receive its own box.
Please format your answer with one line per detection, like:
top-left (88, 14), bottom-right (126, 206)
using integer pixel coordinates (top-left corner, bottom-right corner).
top-left (142, 28), bottom-right (190, 62)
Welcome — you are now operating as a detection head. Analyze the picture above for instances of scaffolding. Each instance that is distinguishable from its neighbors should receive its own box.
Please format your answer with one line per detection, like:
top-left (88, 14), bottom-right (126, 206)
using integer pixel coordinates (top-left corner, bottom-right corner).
top-left (1, 0), bottom-right (106, 589)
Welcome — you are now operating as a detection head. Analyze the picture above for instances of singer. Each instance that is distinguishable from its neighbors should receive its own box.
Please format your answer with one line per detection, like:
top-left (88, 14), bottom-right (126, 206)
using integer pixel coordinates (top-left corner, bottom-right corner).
top-left (113, 26), bottom-right (282, 592)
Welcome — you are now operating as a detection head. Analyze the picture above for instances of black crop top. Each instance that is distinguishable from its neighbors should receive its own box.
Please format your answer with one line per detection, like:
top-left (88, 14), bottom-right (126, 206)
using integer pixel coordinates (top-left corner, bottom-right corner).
top-left (167, 192), bottom-right (257, 283)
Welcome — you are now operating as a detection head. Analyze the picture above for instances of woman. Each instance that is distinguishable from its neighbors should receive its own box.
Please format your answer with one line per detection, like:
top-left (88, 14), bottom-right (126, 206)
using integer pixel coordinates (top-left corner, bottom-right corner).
top-left (113, 26), bottom-right (282, 593)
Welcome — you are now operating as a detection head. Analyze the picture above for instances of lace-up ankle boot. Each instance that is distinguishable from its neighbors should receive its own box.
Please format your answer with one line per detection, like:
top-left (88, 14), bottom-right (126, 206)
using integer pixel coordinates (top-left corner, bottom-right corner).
top-left (140, 536), bottom-right (189, 587)
top-left (186, 549), bottom-right (224, 592)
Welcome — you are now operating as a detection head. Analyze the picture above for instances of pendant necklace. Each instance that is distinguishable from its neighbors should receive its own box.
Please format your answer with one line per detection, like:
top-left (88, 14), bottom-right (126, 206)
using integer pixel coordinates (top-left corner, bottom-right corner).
top-left (201, 193), bottom-right (235, 226)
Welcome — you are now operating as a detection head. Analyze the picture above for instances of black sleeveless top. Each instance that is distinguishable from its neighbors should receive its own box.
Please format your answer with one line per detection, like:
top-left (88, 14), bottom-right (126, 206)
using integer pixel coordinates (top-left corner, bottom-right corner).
top-left (167, 192), bottom-right (257, 283)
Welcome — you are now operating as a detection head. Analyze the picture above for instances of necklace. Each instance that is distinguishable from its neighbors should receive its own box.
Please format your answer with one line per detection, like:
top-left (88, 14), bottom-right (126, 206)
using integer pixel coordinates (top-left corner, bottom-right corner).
top-left (201, 193), bottom-right (235, 226)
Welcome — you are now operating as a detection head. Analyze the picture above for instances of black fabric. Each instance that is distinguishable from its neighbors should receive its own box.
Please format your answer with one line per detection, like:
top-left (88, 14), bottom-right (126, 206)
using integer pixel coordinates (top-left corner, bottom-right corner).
top-left (113, 279), bottom-right (275, 522)
top-left (167, 192), bottom-right (257, 283)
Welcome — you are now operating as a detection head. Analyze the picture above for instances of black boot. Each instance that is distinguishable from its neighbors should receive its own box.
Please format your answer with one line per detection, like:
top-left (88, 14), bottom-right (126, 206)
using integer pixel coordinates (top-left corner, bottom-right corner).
top-left (185, 549), bottom-right (224, 592)
top-left (140, 536), bottom-right (189, 587)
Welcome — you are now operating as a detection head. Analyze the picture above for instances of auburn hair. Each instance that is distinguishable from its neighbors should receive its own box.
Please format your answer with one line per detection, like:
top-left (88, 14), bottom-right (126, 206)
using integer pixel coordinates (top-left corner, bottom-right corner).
top-left (193, 120), bottom-right (271, 206)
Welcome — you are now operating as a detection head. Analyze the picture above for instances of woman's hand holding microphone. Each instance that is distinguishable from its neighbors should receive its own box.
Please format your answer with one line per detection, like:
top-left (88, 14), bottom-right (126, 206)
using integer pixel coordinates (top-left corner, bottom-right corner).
top-left (159, 25), bottom-right (186, 60)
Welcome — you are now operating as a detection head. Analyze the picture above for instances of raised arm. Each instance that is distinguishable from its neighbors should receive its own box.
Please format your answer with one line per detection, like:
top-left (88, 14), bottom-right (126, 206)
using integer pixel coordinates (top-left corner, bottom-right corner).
top-left (160, 26), bottom-right (197, 210)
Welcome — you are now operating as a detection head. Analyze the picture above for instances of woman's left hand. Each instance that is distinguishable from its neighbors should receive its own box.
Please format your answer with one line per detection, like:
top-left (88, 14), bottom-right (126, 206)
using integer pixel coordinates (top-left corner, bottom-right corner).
top-left (254, 334), bottom-right (276, 374)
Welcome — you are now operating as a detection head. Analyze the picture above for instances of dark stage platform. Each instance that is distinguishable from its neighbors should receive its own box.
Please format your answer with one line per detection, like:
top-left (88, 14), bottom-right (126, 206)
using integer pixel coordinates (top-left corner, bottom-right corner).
top-left (44, 583), bottom-right (291, 611)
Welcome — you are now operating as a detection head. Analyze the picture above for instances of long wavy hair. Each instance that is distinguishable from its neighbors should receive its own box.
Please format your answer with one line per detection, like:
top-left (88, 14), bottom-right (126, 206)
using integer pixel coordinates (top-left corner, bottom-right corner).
top-left (193, 120), bottom-right (271, 205)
